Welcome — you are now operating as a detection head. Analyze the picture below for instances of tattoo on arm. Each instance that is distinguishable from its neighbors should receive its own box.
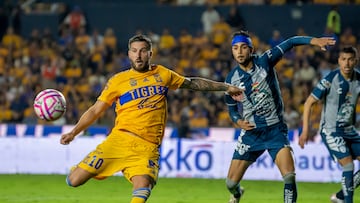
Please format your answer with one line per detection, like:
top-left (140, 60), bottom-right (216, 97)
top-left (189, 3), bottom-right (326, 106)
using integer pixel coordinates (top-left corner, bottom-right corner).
top-left (180, 77), bottom-right (228, 91)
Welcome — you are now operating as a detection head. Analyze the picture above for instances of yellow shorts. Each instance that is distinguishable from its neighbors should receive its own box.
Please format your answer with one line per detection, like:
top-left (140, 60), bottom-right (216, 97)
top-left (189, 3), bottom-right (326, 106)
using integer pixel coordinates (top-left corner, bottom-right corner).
top-left (76, 130), bottom-right (160, 183)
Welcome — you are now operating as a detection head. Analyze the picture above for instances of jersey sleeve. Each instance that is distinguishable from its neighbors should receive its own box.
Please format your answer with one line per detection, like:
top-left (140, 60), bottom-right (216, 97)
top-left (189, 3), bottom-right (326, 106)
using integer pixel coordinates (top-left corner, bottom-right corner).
top-left (97, 75), bottom-right (119, 105)
top-left (265, 36), bottom-right (313, 66)
top-left (311, 76), bottom-right (331, 100)
top-left (224, 72), bottom-right (242, 123)
top-left (166, 67), bottom-right (186, 90)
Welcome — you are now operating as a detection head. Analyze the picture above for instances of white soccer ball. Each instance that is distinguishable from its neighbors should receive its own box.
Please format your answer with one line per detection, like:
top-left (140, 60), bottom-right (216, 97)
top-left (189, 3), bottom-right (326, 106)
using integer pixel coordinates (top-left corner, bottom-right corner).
top-left (33, 89), bottom-right (66, 121)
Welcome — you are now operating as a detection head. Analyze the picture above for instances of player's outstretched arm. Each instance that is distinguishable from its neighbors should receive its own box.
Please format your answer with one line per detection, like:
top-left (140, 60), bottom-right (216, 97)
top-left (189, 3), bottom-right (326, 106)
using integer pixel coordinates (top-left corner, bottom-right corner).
top-left (60, 100), bottom-right (110, 145)
top-left (181, 77), bottom-right (244, 97)
top-left (298, 95), bottom-right (318, 149)
top-left (310, 37), bottom-right (336, 51)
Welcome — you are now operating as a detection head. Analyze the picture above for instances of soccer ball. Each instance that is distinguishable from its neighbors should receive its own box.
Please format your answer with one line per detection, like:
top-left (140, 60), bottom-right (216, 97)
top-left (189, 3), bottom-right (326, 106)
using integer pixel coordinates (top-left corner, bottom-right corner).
top-left (33, 89), bottom-right (66, 121)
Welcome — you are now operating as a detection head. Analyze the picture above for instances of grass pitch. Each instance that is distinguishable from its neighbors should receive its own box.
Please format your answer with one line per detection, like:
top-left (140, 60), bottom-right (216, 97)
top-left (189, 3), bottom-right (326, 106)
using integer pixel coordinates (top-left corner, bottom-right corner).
top-left (0, 174), bottom-right (357, 203)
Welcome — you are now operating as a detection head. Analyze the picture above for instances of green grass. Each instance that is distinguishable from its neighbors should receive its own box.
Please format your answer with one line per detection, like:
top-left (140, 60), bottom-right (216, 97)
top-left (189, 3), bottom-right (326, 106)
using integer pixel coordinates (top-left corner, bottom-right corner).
top-left (0, 174), bottom-right (357, 203)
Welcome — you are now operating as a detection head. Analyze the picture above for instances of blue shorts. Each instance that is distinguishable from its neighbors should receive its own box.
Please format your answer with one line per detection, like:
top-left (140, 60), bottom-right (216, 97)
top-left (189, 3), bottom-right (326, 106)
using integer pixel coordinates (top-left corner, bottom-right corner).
top-left (232, 122), bottom-right (291, 162)
top-left (320, 129), bottom-right (360, 161)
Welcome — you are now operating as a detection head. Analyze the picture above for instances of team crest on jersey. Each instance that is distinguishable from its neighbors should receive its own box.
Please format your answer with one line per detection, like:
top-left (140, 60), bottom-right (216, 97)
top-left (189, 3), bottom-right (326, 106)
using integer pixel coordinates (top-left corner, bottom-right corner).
top-left (148, 160), bottom-right (156, 168)
top-left (130, 78), bottom-right (137, 86)
top-left (251, 82), bottom-right (260, 92)
top-left (154, 74), bottom-right (162, 82)
top-left (143, 77), bottom-right (149, 82)
top-left (320, 79), bottom-right (331, 89)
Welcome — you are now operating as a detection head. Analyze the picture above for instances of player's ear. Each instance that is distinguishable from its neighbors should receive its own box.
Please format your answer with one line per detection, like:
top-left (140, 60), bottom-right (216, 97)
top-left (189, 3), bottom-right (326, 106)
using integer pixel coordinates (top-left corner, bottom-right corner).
top-left (250, 46), bottom-right (254, 54)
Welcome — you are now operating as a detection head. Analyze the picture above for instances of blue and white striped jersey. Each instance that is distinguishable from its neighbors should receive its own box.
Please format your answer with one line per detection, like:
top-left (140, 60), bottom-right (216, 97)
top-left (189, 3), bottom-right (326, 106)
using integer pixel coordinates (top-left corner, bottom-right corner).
top-left (225, 36), bottom-right (312, 128)
top-left (312, 69), bottom-right (360, 135)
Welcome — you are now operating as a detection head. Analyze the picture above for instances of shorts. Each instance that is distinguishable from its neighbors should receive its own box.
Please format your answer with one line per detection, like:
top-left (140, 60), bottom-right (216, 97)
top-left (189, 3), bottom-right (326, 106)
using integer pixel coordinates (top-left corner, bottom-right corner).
top-left (76, 130), bottom-right (160, 183)
top-left (320, 128), bottom-right (360, 161)
top-left (232, 122), bottom-right (291, 162)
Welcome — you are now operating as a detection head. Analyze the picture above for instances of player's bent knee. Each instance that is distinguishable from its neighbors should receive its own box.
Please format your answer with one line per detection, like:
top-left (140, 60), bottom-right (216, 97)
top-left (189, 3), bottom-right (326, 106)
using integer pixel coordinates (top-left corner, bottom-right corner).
top-left (342, 162), bottom-right (354, 171)
top-left (226, 178), bottom-right (238, 190)
top-left (283, 172), bottom-right (296, 184)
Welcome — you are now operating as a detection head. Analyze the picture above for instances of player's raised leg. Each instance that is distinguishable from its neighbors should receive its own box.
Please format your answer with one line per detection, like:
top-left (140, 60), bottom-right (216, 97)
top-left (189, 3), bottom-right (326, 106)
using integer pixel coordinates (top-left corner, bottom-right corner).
top-left (66, 167), bottom-right (95, 187)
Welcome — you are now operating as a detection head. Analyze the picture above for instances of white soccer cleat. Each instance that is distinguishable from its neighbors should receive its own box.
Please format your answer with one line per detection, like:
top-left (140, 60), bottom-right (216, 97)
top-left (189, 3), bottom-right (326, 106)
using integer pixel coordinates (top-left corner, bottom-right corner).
top-left (228, 187), bottom-right (245, 203)
top-left (330, 194), bottom-right (344, 203)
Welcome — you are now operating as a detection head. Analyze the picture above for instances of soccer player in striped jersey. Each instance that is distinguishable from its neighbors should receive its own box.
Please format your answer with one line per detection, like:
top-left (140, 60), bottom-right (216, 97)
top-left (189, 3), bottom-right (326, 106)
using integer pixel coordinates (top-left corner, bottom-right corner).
top-left (299, 46), bottom-right (360, 203)
top-left (224, 30), bottom-right (335, 203)
top-left (60, 34), bottom-right (244, 203)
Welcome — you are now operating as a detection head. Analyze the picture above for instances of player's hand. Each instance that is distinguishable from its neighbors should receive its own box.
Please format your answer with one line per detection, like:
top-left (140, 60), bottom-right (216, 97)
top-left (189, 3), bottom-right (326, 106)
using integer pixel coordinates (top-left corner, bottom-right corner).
top-left (60, 132), bottom-right (76, 145)
top-left (236, 120), bottom-right (255, 131)
top-left (311, 37), bottom-right (336, 51)
top-left (227, 86), bottom-right (244, 101)
top-left (298, 131), bottom-right (309, 149)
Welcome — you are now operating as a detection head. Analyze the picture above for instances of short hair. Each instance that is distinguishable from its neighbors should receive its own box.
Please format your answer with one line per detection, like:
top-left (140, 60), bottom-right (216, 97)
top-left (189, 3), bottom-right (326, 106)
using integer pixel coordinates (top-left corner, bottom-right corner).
top-left (340, 46), bottom-right (358, 57)
top-left (128, 34), bottom-right (152, 50)
top-left (231, 30), bottom-right (250, 39)
top-left (231, 30), bottom-right (252, 48)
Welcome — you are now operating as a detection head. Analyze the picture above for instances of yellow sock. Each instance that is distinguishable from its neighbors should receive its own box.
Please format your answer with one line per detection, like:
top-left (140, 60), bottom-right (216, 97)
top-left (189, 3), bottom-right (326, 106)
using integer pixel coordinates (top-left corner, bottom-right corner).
top-left (130, 188), bottom-right (151, 203)
top-left (130, 197), bottom-right (146, 203)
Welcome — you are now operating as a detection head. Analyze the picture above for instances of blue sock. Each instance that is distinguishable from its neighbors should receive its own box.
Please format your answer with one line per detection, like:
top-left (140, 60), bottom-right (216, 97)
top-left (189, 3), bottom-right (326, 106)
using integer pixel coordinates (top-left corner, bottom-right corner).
top-left (284, 183), bottom-right (297, 203)
top-left (337, 169), bottom-right (360, 200)
top-left (283, 173), bottom-right (297, 203)
top-left (341, 163), bottom-right (354, 203)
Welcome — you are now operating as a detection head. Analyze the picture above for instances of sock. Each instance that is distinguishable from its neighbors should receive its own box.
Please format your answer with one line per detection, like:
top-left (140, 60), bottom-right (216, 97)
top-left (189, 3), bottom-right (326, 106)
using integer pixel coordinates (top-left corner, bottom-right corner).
top-left (65, 176), bottom-right (73, 187)
top-left (336, 169), bottom-right (360, 200)
top-left (341, 163), bottom-right (354, 203)
top-left (283, 172), bottom-right (297, 203)
top-left (226, 178), bottom-right (242, 198)
top-left (130, 187), bottom-right (151, 203)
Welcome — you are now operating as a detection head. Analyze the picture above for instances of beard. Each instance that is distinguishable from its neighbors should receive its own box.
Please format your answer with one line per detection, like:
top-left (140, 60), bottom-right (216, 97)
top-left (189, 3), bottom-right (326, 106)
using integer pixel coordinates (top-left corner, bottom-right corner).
top-left (237, 58), bottom-right (251, 67)
top-left (131, 60), bottom-right (150, 72)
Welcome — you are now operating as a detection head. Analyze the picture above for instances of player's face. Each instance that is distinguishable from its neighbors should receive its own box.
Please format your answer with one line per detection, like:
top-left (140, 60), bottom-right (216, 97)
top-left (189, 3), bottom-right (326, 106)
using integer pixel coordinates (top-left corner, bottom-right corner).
top-left (232, 42), bottom-right (252, 65)
top-left (338, 52), bottom-right (358, 78)
top-left (128, 41), bottom-right (152, 72)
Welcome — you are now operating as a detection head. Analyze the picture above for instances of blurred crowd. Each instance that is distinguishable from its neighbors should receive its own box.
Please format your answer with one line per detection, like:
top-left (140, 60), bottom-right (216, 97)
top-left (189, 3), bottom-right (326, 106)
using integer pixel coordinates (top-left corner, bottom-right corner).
top-left (157, 0), bottom-right (360, 5)
top-left (0, 1), bottom-right (359, 140)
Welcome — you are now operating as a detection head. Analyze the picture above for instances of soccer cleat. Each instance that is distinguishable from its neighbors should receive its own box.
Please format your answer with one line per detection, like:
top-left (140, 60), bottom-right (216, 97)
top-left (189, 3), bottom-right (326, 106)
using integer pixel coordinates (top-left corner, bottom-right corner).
top-left (330, 194), bottom-right (344, 203)
top-left (228, 187), bottom-right (245, 203)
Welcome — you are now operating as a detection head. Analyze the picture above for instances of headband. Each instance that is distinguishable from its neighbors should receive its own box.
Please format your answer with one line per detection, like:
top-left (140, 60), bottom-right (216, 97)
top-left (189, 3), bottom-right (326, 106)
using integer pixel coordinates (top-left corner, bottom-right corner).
top-left (231, 35), bottom-right (253, 48)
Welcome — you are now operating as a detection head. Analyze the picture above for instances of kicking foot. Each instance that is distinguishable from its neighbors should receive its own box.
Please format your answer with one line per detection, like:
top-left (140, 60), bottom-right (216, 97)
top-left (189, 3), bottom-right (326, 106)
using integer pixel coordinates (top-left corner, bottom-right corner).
top-left (330, 193), bottom-right (344, 203)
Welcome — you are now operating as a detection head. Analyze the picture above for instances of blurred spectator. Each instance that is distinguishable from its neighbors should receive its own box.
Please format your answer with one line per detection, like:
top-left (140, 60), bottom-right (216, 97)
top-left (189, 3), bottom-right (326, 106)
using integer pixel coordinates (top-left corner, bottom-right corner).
top-left (40, 57), bottom-right (57, 88)
top-left (201, 4), bottom-right (220, 37)
top-left (225, 5), bottom-right (245, 32)
top-left (2, 27), bottom-right (22, 49)
top-left (62, 5), bottom-right (86, 36)
top-left (28, 28), bottom-right (42, 46)
top-left (340, 26), bottom-right (357, 48)
top-left (326, 5), bottom-right (341, 37)
top-left (211, 16), bottom-right (232, 48)
top-left (284, 103), bottom-right (300, 130)
top-left (317, 59), bottom-right (332, 79)
top-left (158, 28), bottom-right (177, 56)
top-left (294, 59), bottom-right (316, 88)
top-left (268, 29), bottom-right (284, 48)
top-left (88, 28), bottom-right (104, 52)
top-left (75, 27), bottom-right (90, 55)
top-left (103, 28), bottom-right (118, 64)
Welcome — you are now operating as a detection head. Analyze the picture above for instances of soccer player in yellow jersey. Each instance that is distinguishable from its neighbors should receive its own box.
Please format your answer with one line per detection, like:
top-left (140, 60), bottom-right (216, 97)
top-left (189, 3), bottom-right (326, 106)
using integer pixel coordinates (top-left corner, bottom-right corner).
top-left (60, 34), bottom-right (244, 203)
